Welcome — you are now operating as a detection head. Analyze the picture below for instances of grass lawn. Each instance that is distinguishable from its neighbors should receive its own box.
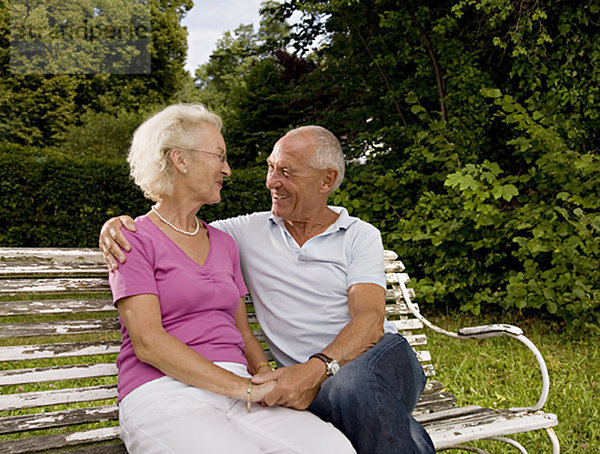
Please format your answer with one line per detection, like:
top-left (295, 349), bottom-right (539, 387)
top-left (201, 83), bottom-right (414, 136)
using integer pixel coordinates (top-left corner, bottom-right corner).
top-left (425, 311), bottom-right (599, 453)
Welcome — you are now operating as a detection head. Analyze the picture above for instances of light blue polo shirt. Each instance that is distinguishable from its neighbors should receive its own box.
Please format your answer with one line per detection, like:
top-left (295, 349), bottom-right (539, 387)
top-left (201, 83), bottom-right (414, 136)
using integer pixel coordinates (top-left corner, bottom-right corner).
top-left (211, 206), bottom-right (397, 366)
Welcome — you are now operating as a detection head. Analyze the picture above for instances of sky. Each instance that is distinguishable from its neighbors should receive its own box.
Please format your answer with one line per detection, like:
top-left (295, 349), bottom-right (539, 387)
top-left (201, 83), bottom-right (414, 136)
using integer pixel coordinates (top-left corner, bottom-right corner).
top-left (181, 0), bottom-right (268, 74)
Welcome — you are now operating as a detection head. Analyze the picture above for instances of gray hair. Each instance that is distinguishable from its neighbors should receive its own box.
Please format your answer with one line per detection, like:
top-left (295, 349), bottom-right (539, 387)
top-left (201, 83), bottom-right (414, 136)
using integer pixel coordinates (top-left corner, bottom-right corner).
top-left (285, 125), bottom-right (345, 191)
top-left (128, 104), bottom-right (223, 201)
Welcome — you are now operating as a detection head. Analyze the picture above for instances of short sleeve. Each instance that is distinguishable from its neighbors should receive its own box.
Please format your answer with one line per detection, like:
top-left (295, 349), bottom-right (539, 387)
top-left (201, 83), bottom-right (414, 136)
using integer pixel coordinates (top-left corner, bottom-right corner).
top-left (347, 223), bottom-right (386, 290)
top-left (108, 227), bottom-right (158, 305)
top-left (210, 214), bottom-right (254, 244)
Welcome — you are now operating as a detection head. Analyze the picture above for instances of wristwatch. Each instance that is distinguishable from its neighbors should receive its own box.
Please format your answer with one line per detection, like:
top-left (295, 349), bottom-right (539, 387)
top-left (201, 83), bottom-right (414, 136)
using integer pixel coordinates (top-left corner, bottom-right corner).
top-left (309, 353), bottom-right (340, 376)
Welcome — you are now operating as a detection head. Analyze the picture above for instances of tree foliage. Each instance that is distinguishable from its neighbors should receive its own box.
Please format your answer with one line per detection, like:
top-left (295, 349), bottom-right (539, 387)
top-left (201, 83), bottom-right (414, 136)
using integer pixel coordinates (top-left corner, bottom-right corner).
top-left (2, 0), bottom-right (192, 148)
top-left (192, 0), bottom-right (599, 330)
top-left (3, 0), bottom-right (599, 330)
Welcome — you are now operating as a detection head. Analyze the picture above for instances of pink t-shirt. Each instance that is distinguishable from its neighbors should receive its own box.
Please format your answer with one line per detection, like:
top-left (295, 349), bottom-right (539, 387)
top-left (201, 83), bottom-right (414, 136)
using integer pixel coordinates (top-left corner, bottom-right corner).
top-left (109, 215), bottom-right (248, 401)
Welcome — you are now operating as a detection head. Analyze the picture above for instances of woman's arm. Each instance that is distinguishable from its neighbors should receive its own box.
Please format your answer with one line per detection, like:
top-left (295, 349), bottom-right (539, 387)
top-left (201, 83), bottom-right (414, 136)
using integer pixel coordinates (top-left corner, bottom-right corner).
top-left (233, 297), bottom-right (274, 375)
top-left (118, 294), bottom-right (274, 401)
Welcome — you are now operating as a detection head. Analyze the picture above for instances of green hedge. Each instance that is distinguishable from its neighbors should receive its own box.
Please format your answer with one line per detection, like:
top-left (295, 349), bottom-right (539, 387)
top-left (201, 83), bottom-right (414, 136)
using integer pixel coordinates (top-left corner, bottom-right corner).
top-left (0, 147), bottom-right (270, 247)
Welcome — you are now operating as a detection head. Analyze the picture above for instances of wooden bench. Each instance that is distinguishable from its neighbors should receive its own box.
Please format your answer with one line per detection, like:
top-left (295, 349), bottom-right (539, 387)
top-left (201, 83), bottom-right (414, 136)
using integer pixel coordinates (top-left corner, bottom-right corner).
top-left (0, 247), bottom-right (559, 453)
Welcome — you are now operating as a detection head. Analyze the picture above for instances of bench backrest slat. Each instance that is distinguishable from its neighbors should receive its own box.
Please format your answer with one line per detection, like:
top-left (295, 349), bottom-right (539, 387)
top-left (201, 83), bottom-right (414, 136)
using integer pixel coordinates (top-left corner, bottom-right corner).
top-left (0, 319), bottom-right (119, 338)
top-left (0, 248), bottom-right (106, 277)
top-left (0, 278), bottom-right (110, 294)
top-left (0, 427), bottom-right (123, 454)
top-left (0, 385), bottom-right (118, 411)
top-left (0, 363), bottom-right (118, 386)
top-left (0, 341), bottom-right (121, 362)
top-left (0, 406), bottom-right (119, 436)
top-left (0, 298), bottom-right (115, 316)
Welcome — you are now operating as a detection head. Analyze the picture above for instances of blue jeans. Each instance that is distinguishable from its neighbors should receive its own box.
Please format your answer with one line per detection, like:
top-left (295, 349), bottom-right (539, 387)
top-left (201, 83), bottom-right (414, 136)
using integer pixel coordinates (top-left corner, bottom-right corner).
top-left (308, 333), bottom-right (435, 453)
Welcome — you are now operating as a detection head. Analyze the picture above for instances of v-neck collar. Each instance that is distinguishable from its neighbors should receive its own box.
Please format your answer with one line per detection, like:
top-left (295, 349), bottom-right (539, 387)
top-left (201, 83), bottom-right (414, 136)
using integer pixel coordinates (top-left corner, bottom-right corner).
top-left (141, 215), bottom-right (212, 269)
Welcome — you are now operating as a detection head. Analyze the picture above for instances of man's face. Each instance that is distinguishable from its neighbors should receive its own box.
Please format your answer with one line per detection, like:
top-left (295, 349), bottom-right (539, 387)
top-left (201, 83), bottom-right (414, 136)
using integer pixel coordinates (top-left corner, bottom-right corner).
top-left (265, 132), bottom-right (328, 222)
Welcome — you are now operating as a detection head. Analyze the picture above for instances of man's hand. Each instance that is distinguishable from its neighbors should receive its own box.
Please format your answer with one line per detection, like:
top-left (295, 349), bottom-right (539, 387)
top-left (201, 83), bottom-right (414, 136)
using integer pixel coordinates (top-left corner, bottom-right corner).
top-left (99, 215), bottom-right (136, 270)
top-left (251, 359), bottom-right (326, 410)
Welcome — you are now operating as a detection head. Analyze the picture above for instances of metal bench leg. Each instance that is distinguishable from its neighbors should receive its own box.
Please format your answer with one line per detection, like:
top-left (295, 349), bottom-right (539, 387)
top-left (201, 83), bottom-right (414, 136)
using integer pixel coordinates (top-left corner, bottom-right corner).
top-left (545, 427), bottom-right (560, 454)
top-left (488, 437), bottom-right (527, 453)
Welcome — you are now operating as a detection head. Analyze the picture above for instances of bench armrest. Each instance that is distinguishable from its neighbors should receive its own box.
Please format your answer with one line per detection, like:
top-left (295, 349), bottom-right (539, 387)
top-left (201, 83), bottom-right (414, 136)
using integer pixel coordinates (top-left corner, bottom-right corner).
top-left (391, 272), bottom-right (550, 412)
top-left (457, 324), bottom-right (523, 338)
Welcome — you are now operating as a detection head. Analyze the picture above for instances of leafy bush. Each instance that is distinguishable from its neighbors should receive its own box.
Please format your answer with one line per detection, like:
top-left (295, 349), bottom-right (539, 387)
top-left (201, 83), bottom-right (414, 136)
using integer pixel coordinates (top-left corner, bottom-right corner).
top-left (61, 109), bottom-right (149, 161)
top-left (0, 147), bottom-right (271, 247)
top-left (337, 91), bottom-right (599, 332)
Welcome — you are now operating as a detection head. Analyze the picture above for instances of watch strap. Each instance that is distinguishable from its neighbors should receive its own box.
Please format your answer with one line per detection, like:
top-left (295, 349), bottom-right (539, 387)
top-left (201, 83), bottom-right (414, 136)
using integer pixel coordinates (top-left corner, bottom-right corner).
top-left (309, 352), bottom-right (333, 365)
top-left (309, 353), bottom-right (337, 376)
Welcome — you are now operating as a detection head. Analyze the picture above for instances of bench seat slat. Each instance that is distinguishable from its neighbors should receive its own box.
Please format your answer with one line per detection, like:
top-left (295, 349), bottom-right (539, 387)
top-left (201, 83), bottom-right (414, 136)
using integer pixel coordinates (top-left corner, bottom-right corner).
top-left (0, 299), bottom-right (116, 316)
top-left (0, 363), bottom-right (117, 386)
top-left (0, 385), bottom-right (117, 411)
top-left (413, 391), bottom-right (457, 414)
top-left (0, 426), bottom-right (121, 454)
top-left (0, 405), bottom-right (119, 435)
top-left (422, 380), bottom-right (445, 395)
top-left (65, 443), bottom-right (128, 454)
top-left (415, 404), bottom-right (484, 423)
top-left (425, 409), bottom-right (558, 449)
top-left (0, 341), bottom-right (121, 362)
top-left (0, 319), bottom-right (120, 339)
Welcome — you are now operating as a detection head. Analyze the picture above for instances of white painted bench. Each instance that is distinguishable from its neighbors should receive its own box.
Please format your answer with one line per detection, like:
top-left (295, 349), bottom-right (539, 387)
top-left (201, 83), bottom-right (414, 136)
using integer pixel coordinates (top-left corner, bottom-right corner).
top-left (0, 247), bottom-right (559, 453)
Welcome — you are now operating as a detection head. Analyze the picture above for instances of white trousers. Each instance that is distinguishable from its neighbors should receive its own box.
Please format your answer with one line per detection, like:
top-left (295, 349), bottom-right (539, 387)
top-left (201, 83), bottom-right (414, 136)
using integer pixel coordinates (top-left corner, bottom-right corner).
top-left (119, 363), bottom-right (355, 454)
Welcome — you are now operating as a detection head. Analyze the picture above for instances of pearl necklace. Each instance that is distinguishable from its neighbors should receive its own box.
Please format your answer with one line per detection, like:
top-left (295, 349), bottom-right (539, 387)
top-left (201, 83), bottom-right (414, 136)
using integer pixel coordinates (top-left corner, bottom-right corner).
top-left (151, 206), bottom-right (200, 236)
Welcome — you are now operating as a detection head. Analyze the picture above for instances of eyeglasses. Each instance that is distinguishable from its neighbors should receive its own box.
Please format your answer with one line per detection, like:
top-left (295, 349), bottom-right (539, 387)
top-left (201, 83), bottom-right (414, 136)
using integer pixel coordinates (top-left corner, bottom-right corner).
top-left (183, 148), bottom-right (228, 164)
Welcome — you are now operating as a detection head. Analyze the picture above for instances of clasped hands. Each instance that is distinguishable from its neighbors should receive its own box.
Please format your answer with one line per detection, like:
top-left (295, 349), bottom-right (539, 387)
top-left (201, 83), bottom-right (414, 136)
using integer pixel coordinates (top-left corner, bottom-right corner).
top-left (251, 360), bottom-right (326, 410)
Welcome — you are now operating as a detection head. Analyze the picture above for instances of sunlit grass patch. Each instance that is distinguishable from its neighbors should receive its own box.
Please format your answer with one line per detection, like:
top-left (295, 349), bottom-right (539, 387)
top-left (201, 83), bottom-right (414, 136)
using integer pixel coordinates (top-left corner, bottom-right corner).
top-left (426, 311), bottom-right (599, 453)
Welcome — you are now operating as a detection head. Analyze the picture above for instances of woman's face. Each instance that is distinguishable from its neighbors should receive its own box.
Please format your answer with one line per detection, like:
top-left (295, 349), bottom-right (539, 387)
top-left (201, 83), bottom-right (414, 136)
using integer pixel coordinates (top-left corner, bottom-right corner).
top-left (181, 123), bottom-right (231, 205)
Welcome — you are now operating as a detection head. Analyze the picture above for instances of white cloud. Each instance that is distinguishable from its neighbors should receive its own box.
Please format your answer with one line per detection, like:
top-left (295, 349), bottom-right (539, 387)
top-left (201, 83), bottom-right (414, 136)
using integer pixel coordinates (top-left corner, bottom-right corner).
top-left (182, 0), bottom-right (267, 74)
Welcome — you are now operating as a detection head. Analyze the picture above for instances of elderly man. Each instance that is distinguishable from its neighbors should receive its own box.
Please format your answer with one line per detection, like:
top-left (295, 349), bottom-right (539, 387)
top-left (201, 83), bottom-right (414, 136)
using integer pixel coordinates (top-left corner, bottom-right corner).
top-left (100, 125), bottom-right (434, 453)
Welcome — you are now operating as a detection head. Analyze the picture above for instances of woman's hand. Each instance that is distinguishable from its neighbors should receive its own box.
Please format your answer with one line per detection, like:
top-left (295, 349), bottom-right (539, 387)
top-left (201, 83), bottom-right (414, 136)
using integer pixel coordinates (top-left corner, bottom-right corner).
top-left (255, 363), bottom-right (275, 374)
top-left (250, 380), bottom-right (277, 403)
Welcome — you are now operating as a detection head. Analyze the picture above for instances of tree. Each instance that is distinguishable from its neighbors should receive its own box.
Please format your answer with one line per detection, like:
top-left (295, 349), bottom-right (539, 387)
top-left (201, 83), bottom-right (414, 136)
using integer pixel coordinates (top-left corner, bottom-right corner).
top-left (194, 6), bottom-right (317, 165)
top-left (2, 0), bottom-right (192, 149)
top-left (256, 0), bottom-right (600, 329)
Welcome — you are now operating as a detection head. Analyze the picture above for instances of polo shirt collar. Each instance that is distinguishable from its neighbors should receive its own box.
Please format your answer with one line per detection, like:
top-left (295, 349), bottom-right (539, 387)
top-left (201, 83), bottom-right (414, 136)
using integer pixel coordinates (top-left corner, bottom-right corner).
top-left (269, 206), bottom-right (357, 233)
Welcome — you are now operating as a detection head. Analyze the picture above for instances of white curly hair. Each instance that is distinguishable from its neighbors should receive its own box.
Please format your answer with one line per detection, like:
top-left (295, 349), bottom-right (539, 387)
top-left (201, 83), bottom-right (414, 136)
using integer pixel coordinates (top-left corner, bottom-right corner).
top-left (128, 104), bottom-right (223, 201)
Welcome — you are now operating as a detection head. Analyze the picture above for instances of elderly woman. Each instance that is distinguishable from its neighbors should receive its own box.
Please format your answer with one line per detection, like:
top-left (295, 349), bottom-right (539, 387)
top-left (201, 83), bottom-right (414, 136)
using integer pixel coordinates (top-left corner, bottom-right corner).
top-left (109, 104), bottom-right (354, 453)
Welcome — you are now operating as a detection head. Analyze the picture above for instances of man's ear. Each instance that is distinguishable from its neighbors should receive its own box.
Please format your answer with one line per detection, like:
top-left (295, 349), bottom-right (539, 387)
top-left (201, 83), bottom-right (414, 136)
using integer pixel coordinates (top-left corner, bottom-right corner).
top-left (168, 148), bottom-right (188, 175)
top-left (320, 168), bottom-right (338, 193)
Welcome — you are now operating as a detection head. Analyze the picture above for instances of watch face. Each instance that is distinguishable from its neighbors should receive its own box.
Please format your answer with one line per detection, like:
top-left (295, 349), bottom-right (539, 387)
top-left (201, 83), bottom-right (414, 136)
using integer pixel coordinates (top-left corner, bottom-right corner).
top-left (328, 360), bottom-right (340, 376)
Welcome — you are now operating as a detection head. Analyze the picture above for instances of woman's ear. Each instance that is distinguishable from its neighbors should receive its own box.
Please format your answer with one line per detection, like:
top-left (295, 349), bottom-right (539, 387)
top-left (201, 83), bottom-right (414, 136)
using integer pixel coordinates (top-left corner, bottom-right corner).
top-left (168, 148), bottom-right (188, 175)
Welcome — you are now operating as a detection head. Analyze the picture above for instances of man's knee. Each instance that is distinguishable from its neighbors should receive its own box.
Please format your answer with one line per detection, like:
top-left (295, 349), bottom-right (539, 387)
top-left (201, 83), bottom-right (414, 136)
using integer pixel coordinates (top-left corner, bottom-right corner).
top-left (323, 335), bottom-right (426, 411)
top-left (311, 360), bottom-right (383, 418)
